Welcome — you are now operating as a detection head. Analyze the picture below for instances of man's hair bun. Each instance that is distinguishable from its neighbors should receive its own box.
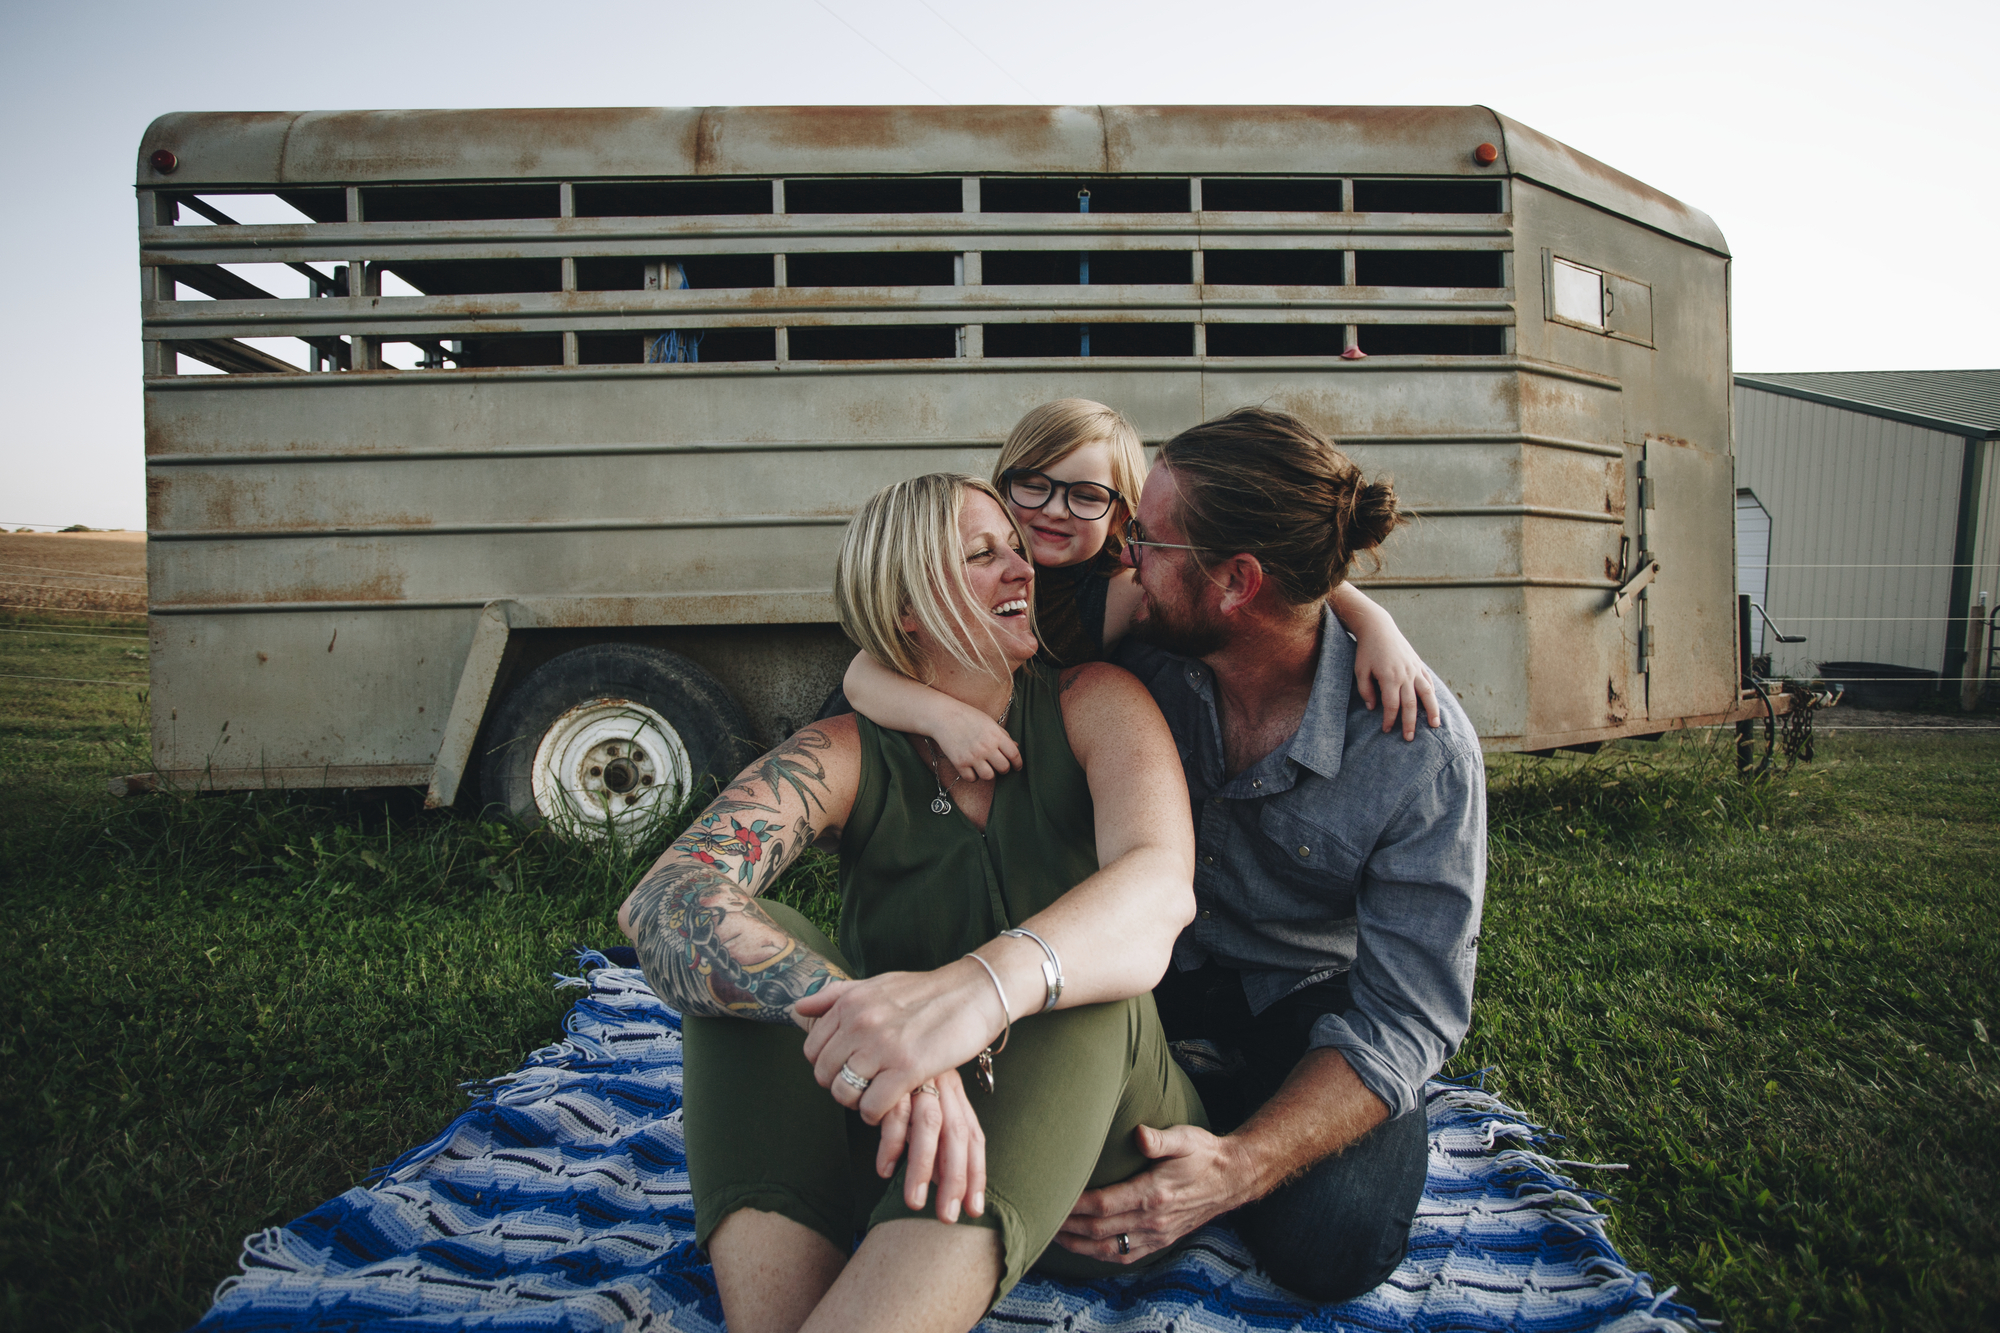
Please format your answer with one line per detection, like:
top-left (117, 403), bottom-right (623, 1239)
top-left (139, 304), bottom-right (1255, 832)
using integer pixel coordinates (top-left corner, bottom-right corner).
top-left (1350, 479), bottom-right (1402, 553)
top-left (1157, 407), bottom-right (1406, 604)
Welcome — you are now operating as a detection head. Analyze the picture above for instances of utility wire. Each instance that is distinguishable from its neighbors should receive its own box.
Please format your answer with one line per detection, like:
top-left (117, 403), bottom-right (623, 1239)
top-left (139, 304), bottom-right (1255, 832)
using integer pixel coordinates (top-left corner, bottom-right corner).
top-left (914, 0), bottom-right (1037, 99)
top-left (0, 563), bottom-right (146, 581)
top-left (815, 1), bottom-right (953, 104)
top-left (0, 672), bottom-right (143, 686)
top-left (0, 627), bottom-right (147, 642)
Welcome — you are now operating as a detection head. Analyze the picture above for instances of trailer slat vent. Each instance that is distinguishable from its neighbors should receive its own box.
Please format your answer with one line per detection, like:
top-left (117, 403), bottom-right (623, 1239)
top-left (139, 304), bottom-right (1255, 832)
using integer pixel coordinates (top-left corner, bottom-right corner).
top-left (786, 252), bottom-right (959, 287)
top-left (357, 184), bottom-right (562, 222)
top-left (783, 178), bottom-right (962, 214)
top-left (982, 252), bottom-right (1193, 285)
top-left (454, 334), bottom-right (565, 367)
top-left (576, 255), bottom-right (776, 291)
top-left (1205, 325), bottom-right (1349, 357)
top-left (1199, 179), bottom-right (1345, 212)
top-left (984, 324), bottom-right (1194, 357)
top-left (787, 325), bottom-right (959, 360)
top-left (1203, 250), bottom-right (1346, 286)
top-left (1354, 250), bottom-right (1505, 288)
top-left (574, 180), bottom-right (775, 217)
top-left (1351, 180), bottom-right (1501, 214)
top-left (980, 178), bottom-right (1190, 213)
top-left (381, 259), bottom-right (564, 295)
top-left (1355, 324), bottom-right (1505, 355)
top-left (582, 329), bottom-right (777, 364)
top-left (270, 190), bottom-right (346, 223)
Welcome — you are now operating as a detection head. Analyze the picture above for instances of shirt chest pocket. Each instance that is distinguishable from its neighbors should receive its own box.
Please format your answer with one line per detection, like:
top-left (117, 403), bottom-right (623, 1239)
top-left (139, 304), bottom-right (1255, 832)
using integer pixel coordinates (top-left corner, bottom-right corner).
top-left (1246, 804), bottom-right (1362, 923)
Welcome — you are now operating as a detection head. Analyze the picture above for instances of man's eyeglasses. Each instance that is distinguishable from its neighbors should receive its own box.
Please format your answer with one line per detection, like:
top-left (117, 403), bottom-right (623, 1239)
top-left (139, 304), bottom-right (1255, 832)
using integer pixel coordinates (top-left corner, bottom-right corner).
top-left (1001, 468), bottom-right (1122, 522)
top-left (1122, 520), bottom-right (1206, 569)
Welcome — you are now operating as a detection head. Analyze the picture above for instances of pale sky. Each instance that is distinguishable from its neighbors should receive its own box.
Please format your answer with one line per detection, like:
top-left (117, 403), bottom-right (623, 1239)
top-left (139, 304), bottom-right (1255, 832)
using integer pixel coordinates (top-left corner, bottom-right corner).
top-left (3, 0), bottom-right (1994, 530)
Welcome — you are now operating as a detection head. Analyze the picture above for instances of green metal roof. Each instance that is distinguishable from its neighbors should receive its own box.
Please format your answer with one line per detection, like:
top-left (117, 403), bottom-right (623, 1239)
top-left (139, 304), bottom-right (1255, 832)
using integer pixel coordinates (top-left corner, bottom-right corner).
top-left (1735, 370), bottom-right (2000, 439)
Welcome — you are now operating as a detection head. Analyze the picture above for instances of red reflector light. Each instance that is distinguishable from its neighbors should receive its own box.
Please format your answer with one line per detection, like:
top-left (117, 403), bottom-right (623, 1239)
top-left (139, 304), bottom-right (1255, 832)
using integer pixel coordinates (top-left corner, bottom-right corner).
top-left (1473, 143), bottom-right (1499, 166)
top-left (151, 148), bottom-right (178, 174)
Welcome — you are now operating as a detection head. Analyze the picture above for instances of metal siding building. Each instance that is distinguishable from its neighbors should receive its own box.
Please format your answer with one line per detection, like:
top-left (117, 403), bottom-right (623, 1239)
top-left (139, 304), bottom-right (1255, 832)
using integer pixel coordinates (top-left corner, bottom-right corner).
top-left (1732, 370), bottom-right (2000, 681)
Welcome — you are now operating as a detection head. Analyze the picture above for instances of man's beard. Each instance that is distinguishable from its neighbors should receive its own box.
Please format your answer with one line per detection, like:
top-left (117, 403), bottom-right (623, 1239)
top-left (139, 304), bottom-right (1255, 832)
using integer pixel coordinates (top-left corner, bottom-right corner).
top-left (1130, 578), bottom-right (1228, 658)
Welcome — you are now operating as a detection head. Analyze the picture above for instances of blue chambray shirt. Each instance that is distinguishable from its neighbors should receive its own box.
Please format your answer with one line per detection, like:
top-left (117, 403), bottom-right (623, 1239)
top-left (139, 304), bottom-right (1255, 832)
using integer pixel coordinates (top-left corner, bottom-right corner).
top-left (1115, 605), bottom-right (1487, 1119)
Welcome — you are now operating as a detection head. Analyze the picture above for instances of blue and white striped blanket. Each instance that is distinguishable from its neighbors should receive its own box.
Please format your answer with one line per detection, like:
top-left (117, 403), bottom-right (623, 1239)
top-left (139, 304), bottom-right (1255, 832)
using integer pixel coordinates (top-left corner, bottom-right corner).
top-left (198, 954), bottom-right (1701, 1332)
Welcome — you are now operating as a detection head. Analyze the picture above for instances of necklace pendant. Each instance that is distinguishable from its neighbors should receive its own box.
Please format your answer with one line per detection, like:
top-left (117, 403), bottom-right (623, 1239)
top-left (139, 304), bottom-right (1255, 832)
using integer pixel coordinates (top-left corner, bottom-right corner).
top-left (931, 795), bottom-right (952, 815)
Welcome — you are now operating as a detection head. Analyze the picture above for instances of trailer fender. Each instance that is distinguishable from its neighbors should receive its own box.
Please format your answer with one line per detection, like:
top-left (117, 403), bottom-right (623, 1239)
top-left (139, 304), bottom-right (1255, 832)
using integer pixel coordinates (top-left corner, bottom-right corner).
top-left (428, 600), bottom-right (518, 809)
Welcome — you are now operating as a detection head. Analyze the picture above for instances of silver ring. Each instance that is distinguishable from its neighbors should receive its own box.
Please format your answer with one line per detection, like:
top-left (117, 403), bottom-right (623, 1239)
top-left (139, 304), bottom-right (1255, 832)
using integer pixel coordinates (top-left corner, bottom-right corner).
top-left (1117, 1233), bottom-right (1131, 1256)
top-left (918, 1083), bottom-right (940, 1097)
top-left (838, 1062), bottom-right (872, 1092)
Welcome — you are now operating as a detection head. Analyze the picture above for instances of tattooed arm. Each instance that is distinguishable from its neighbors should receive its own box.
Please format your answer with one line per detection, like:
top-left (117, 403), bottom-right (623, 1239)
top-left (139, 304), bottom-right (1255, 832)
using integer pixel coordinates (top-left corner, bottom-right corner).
top-left (617, 716), bottom-right (863, 1025)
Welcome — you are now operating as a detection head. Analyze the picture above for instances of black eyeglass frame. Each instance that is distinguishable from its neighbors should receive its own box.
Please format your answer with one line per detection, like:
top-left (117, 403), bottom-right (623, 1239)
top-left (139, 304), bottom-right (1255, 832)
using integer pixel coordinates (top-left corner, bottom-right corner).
top-left (998, 468), bottom-right (1124, 522)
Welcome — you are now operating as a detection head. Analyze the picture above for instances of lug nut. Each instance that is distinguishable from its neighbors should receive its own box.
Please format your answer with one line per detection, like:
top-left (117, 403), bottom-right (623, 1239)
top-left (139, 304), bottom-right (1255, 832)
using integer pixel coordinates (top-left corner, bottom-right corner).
top-left (590, 766), bottom-right (602, 777)
top-left (606, 745), bottom-right (620, 758)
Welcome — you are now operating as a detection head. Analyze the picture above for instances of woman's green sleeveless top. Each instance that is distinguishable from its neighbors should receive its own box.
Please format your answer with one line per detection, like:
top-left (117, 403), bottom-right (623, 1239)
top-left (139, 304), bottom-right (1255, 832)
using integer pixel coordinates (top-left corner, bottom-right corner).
top-left (837, 662), bottom-right (1097, 978)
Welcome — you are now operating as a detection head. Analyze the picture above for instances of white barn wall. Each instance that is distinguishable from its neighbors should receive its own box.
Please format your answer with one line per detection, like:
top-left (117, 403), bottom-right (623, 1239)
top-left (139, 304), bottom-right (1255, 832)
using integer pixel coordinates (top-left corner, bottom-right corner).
top-left (1734, 490), bottom-right (1771, 656)
top-left (1733, 385), bottom-right (1966, 678)
top-left (1970, 441), bottom-right (2000, 668)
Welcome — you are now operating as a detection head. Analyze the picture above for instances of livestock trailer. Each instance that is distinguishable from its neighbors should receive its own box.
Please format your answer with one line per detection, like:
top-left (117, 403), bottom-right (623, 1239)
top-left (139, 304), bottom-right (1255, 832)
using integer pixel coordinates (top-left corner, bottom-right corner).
top-left (134, 105), bottom-right (1747, 833)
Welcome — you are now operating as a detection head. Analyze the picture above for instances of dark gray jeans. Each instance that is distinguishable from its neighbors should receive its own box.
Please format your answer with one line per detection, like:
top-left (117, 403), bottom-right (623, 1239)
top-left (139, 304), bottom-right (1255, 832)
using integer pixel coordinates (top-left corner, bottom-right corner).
top-left (1153, 960), bottom-right (1430, 1305)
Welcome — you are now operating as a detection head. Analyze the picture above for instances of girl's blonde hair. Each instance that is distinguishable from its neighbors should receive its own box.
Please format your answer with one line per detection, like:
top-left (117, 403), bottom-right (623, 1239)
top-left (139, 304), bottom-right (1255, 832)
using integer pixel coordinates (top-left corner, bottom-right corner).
top-left (992, 399), bottom-right (1148, 556)
top-left (834, 473), bottom-right (1033, 682)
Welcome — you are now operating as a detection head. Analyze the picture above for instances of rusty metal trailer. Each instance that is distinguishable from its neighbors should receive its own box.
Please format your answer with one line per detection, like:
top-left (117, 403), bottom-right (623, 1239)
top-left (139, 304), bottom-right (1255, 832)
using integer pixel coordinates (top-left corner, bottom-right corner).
top-left (133, 105), bottom-right (1760, 833)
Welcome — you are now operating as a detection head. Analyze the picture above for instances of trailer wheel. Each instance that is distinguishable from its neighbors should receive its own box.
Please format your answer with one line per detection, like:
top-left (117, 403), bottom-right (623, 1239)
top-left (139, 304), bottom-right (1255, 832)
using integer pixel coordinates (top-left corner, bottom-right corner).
top-left (479, 643), bottom-right (757, 839)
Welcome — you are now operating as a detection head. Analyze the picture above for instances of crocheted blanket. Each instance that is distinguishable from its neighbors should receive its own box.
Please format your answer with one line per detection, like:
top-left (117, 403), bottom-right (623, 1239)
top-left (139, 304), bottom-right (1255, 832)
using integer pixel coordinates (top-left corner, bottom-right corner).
top-left (197, 953), bottom-right (1701, 1332)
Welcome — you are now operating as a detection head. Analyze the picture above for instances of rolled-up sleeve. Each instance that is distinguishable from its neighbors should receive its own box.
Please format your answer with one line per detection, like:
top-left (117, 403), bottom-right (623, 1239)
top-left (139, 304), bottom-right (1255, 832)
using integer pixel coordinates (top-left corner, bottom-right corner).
top-left (1308, 742), bottom-right (1486, 1119)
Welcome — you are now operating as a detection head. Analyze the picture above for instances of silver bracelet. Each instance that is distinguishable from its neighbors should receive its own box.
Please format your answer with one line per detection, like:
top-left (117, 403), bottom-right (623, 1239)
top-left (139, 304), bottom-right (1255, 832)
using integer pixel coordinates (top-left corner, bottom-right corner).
top-left (1001, 927), bottom-right (1063, 1013)
top-left (963, 951), bottom-right (1011, 1094)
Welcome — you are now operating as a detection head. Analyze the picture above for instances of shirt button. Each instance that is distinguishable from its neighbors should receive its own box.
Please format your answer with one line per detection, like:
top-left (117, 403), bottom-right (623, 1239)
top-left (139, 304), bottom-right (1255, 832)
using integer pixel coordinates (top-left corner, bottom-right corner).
top-left (1199, 910), bottom-right (1214, 919)
top-left (1251, 779), bottom-right (1261, 789)
top-left (1297, 846), bottom-right (1311, 858)
top-left (1202, 854), bottom-right (1215, 865)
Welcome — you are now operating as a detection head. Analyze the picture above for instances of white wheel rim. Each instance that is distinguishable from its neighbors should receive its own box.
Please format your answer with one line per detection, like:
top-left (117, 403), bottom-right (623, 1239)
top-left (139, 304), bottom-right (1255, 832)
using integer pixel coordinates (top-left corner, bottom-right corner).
top-left (528, 697), bottom-right (692, 839)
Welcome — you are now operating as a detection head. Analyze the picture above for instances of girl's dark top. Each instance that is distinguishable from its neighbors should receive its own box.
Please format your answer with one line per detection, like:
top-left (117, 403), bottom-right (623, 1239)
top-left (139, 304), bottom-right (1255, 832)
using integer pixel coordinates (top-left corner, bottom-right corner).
top-left (836, 661), bottom-right (1097, 978)
top-left (1032, 556), bottom-right (1117, 669)
top-left (809, 559), bottom-right (1113, 724)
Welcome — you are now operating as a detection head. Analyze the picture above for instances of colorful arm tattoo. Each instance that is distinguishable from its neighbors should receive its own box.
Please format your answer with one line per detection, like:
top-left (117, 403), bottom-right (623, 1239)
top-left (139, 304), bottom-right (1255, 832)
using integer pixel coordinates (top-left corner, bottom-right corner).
top-left (623, 725), bottom-right (848, 1022)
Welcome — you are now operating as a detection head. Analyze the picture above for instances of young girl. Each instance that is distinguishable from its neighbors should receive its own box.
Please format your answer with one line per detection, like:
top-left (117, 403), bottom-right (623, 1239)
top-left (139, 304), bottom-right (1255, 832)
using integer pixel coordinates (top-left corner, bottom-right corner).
top-left (843, 399), bottom-right (1439, 781)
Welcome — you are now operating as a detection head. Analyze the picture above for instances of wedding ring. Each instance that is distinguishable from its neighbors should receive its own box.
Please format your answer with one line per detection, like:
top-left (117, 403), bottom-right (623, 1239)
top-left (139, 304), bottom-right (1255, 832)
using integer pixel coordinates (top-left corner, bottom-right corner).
top-left (918, 1083), bottom-right (940, 1097)
top-left (838, 1062), bottom-right (872, 1092)
top-left (1117, 1233), bottom-right (1131, 1256)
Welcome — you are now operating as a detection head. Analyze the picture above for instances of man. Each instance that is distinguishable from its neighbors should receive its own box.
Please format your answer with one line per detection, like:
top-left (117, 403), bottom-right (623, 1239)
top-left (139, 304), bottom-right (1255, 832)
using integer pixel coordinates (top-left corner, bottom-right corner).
top-left (1057, 407), bottom-right (1486, 1304)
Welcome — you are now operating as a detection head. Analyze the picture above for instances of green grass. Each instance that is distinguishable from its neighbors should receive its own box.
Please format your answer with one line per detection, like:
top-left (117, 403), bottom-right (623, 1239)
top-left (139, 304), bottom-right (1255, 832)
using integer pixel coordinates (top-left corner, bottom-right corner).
top-left (1461, 736), bottom-right (1999, 1330)
top-left (1, 623), bottom-right (1993, 1330)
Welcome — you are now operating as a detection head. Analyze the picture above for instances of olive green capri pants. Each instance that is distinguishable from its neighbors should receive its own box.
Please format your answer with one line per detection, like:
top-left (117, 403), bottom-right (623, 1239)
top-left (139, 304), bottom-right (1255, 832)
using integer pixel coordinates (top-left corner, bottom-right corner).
top-left (682, 902), bottom-right (1209, 1305)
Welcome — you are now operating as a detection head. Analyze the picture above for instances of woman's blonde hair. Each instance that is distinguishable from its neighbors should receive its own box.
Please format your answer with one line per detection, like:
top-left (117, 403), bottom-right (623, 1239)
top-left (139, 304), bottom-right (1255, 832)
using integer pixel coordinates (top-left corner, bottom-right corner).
top-left (992, 399), bottom-right (1148, 556)
top-left (834, 473), bottom-right (1033, 682)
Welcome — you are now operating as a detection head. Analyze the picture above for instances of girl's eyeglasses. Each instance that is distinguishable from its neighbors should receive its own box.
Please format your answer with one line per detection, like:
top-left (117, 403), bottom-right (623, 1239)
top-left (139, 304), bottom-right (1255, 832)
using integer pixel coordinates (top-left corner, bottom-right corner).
top-left (1121, 520), bottom-right (1206, 569)
top-left (1000, 468), bottom-right (1122, 522)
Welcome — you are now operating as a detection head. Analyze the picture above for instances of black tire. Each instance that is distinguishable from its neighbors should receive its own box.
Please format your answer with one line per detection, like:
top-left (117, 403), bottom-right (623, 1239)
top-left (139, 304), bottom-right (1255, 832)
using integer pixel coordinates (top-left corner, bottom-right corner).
top-left (478, 642), bottom-right (758, 834)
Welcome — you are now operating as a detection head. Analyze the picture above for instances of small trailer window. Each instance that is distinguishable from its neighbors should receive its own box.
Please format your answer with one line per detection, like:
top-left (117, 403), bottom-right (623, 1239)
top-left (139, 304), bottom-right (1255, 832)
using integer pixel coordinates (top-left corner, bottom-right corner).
top-left (1550, 256), bottom-right (1606, 327)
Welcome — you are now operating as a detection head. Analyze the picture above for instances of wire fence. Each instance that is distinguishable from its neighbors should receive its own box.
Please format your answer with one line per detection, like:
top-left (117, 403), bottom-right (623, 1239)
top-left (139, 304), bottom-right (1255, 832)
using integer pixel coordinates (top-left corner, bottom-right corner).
top-left (1742, 555), bottom-right (1999, 704)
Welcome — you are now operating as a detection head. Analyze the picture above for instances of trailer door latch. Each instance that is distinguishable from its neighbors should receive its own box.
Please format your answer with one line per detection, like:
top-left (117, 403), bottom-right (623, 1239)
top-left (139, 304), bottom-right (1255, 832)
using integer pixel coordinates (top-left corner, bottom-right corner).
top-left (1611, 557), bottom-right (1660, 618)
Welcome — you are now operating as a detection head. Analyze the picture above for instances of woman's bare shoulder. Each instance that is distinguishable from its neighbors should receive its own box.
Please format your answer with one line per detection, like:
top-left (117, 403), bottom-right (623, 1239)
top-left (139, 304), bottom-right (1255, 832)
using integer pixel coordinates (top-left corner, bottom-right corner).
top-left (1054, 662), bottom-right (1166, 743)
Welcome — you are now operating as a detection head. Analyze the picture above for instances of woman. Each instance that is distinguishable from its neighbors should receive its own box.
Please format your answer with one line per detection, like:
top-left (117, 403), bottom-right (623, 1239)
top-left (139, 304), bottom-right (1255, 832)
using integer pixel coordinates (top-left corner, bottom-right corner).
top-left (616, 473), bottom-right (1205, 1333)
